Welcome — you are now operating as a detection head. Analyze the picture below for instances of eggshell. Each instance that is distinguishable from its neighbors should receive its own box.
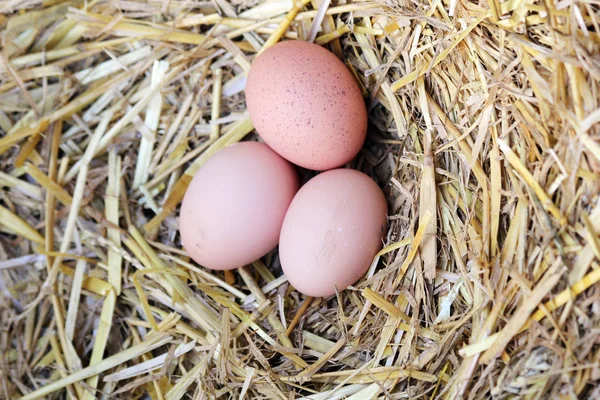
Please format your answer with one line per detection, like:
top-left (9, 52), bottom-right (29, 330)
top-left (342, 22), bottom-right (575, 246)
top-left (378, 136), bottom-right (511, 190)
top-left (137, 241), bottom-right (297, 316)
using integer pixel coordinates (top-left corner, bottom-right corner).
top-left (246, 41), bottom-right (368, 171)
top-left (279, 169), bottom-right (387, 297)
top-left (179, 142), bottom-right (299, 270)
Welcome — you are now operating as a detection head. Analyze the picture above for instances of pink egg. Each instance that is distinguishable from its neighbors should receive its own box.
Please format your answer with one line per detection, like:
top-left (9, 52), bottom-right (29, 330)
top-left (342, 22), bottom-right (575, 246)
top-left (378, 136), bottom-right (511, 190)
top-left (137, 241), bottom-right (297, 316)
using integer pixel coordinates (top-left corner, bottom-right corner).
top-left (279, 169), bottom-right (387, 297)
top-left (246, 41), bottom-right (368, 171)
top-left (179, 142), bottom-right (299, 270)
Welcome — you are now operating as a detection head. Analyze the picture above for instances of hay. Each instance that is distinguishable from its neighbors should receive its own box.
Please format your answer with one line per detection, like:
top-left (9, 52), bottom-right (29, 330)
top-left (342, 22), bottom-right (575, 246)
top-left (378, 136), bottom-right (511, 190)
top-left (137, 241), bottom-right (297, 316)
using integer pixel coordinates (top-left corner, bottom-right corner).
top-left (0, 0), bottom-right (599, 398)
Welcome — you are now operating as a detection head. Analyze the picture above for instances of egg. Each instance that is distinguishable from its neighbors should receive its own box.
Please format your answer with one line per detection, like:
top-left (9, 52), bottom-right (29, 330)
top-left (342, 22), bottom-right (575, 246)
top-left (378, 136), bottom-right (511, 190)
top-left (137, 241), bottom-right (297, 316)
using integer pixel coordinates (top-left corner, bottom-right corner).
top-left (179, 142), bottom-right (299, 270)
top-left (246, 41), bottom-right (368, 171)
top-left (279, 169), bottom-right (387, 297)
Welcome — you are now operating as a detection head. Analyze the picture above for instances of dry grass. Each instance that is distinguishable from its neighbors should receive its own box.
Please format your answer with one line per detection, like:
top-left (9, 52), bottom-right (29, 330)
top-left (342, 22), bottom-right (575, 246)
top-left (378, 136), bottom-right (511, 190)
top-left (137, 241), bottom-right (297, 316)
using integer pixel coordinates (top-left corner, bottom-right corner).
top-left (1, 0), bottom-right (599, 399)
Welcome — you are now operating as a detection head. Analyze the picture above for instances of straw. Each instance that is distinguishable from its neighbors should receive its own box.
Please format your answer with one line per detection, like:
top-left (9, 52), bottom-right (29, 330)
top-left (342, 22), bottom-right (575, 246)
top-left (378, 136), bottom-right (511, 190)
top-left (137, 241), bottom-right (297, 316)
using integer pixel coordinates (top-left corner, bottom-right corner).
top-left (1, 0), bottom-right (599, 398)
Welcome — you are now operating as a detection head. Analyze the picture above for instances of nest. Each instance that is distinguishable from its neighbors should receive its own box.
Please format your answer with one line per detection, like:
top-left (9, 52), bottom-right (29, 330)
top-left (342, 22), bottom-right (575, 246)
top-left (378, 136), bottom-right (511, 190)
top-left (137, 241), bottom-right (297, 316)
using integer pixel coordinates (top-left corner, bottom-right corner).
top-left (1, 0), bottom-right (599, 399)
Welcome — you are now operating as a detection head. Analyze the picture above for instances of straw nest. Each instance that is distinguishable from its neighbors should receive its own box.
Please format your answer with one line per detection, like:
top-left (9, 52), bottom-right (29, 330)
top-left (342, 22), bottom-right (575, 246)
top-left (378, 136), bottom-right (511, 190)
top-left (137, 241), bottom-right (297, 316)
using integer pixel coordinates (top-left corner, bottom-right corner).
top-left (1, 0), bottom-right (599, 399)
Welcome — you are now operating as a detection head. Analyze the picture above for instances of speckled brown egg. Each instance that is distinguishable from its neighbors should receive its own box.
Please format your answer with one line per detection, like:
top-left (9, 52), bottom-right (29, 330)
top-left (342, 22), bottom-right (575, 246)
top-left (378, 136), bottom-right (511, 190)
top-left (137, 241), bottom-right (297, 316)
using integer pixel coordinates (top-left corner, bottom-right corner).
top-left (279, 169), bottom-right (387, 297)
top-left (246, 41), bottom-right (368, 171)
top-left (179, 142), bottom-right (299, 271)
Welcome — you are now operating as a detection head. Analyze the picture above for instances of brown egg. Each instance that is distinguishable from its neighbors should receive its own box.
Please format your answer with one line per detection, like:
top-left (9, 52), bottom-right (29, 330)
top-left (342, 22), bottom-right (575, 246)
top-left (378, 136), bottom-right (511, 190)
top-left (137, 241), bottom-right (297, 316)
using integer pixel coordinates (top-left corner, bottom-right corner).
top-left (179, 142), bottom-right (299, 270)
top-left (279, 169), bottom-right (387, 297)
top-left (246, 41), bottom-right (368, 171)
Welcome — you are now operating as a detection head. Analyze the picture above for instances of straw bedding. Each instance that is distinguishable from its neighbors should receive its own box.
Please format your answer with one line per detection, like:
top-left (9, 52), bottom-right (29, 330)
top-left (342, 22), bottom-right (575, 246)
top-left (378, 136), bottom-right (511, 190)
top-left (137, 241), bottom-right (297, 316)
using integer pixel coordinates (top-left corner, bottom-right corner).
top-left (0, 0), bottom-right (599, 399)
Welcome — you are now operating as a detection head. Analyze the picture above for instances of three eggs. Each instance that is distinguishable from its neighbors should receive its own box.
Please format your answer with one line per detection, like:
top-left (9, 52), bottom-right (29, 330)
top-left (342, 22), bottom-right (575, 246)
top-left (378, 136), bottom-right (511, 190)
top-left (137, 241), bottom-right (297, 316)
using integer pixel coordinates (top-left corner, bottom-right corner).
top-left (179, 41), bottom-right (387, 297)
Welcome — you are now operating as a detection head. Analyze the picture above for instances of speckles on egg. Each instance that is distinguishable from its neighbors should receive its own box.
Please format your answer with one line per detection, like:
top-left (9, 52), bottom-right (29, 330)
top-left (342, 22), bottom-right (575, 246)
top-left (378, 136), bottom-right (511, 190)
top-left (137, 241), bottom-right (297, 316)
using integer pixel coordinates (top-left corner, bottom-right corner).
top-left (245, 41), bottom-right (368, 171)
